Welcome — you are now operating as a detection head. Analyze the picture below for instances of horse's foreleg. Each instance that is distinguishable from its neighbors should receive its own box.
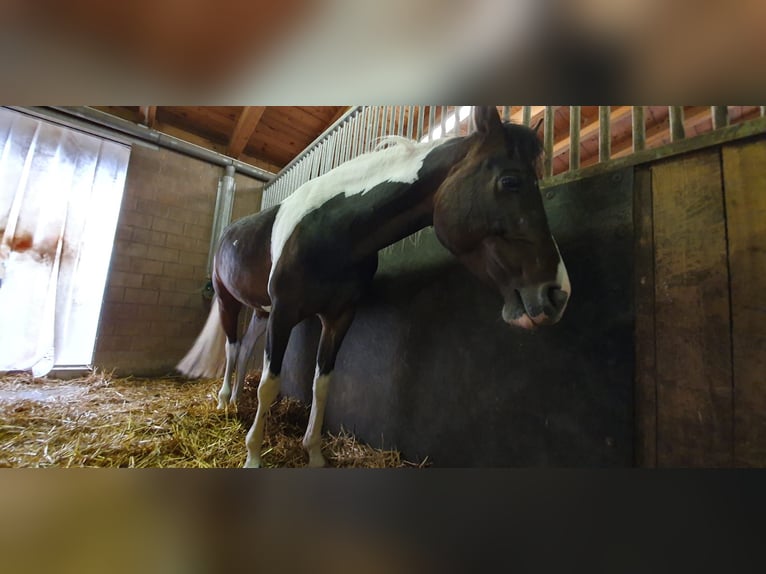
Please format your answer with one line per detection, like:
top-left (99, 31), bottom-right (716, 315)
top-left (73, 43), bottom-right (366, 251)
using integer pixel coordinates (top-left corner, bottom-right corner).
top-left (302, 306), bottom-right (356, 468)
top-left (244, 306), bottom-right (296, 468)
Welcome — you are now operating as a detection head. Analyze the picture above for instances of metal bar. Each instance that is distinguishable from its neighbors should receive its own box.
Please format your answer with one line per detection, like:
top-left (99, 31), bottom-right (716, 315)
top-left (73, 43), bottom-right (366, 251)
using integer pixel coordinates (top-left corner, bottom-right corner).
top-left (440, 105), bottom-right (447, 138)
top-left (599, 106), bottom-right (611, 162)
top-left (341, 118), bottom-right (351, 163)
top-left (362, 107), bottom-right (372, 152)
top-left (397, 106), bottom-right (405, 137)
top-left (503, 106), bottom-right (510, 121)
top-left (712, 106), bottom-right (728, 130)
top-left (569, 106), bottom-right (580, 171)
top-left (406, 106), bottom-right (414, 140)
top-left (358, 106), bottom-right (370, 155)
top-left (417, 106), bottom-right (425, 141)
top-left (522, 106), bottom-right (532, 127)
top-left (381, 106), bottom-right (389, 137)
top-left (329, 131), bottom-right (339, 170)
top-left (544, 106), bottom-right (554, 177)
top-left (371, 106), bottom-right (381, 149)
top-left (428, 106), bottom-right (435, 141)
top-left (762, 106), bottom-right (766, 117)
top-left (454, 106), bottom-right (461, 136)
top-left (632, 106), bottom-right (646, 152)
top-left (349, 113), bottom-right (360, 159)
top-left (669, 106), bottom-right (685, 141)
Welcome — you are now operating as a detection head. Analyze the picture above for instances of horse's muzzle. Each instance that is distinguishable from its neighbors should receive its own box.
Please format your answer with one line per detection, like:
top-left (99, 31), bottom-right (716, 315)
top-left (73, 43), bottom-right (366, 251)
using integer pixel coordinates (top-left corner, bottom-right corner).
top-left (502, 281), bottom-right (571, 330)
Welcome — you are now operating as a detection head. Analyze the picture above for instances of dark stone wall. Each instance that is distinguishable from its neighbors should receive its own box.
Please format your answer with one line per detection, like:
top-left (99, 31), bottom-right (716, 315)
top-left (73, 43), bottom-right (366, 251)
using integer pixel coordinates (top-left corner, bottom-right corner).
top-left (279, 169), bottom-right (635, 466)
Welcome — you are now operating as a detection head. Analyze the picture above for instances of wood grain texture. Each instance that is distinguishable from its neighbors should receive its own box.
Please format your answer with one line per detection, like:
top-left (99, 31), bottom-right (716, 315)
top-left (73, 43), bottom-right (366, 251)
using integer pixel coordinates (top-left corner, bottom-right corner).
top-left (722, 138), bottom-right (766, 466)
top-left (652, 149), bottom-right (733, 467)
top-left (634, 167), bottom-right (657, 467)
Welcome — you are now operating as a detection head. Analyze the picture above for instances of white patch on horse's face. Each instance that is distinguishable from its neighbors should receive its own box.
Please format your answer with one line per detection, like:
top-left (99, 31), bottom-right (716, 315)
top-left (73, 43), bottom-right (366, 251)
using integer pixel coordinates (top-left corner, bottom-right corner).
top-left (552, 236), bottom-right (571, 313)
top-left (268, 138), bottom-right (452, 285)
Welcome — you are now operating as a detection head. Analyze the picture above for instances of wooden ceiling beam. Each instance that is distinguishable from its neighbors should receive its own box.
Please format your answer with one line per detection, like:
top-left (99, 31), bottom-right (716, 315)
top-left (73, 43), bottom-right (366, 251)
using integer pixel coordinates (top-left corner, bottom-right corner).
top-left (228, 106), bottom-right (266, 159)
top-left (139, 106), bottom-right (157, 128)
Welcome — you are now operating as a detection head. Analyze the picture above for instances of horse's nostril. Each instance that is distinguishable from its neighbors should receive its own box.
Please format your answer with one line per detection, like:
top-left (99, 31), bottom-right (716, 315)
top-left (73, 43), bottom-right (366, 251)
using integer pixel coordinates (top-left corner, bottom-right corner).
top-left (548, 287), bottom-right (569, 310)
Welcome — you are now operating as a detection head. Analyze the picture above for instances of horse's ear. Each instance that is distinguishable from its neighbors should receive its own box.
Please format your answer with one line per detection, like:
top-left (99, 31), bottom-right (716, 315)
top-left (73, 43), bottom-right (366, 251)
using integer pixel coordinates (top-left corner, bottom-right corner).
top-left (533, 118), bottom-right (544, 135)
top-left (474, 106), bottom-right (503, 135)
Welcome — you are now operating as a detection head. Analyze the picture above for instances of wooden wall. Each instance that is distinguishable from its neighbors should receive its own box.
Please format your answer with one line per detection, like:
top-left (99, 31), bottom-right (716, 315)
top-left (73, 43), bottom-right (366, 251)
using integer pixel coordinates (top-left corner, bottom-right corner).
top-left (635, 136), bottom-right (766, 467)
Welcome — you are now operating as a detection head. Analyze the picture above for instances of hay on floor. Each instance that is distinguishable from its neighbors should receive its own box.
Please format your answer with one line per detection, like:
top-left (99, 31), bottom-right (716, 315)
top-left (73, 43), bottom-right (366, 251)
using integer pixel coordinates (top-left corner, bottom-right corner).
top-left (0, 371), bottom-right (418, 468)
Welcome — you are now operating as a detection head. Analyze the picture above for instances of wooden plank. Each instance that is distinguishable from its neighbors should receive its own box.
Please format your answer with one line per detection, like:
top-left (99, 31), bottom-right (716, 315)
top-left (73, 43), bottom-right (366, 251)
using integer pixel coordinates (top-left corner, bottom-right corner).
top-left (634, 167), bottom-right (657, 467)
top-left (227, 106), bottom-right (266, 158)
top-left (722, 138), bottom-right (766, 466)
top-left (652, 149), bottom-right (733, 466)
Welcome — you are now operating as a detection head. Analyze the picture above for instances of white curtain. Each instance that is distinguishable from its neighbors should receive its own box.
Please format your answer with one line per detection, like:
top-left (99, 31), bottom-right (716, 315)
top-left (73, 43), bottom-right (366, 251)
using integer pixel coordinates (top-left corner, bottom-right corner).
top-left (0, 108), bottom-right (130, 376)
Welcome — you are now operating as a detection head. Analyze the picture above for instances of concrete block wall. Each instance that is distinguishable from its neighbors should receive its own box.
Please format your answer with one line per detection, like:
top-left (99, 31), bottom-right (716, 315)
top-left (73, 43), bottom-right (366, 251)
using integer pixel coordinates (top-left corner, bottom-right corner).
top-left (94, 144), bottom-right (264, 375)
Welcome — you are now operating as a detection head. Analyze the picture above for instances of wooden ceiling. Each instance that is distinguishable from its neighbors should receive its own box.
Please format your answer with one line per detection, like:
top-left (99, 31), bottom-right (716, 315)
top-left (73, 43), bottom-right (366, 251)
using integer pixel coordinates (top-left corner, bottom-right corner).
top-left (93, 106), bottom-right (350, 174)
top-left (92, 106), bottom-right (762, 178)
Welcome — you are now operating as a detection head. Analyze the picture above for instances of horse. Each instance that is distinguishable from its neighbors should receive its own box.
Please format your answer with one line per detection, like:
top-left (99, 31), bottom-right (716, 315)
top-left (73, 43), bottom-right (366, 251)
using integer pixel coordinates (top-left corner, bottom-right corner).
top-left (176, 106), bottom-right (571, 468)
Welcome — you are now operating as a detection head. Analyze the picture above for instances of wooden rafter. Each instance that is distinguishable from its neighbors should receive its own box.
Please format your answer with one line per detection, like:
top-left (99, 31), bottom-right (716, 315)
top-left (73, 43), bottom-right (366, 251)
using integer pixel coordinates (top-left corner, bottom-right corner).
top-left (139, 106), bottom-right (157, 128)
top-left (228, 106), bottom-right (266, 159)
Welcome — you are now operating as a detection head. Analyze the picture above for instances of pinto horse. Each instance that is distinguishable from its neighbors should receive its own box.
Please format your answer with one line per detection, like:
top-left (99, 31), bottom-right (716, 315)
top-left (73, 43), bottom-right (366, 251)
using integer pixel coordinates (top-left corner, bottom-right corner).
top-left (177, 106), bottom-right (571, 468)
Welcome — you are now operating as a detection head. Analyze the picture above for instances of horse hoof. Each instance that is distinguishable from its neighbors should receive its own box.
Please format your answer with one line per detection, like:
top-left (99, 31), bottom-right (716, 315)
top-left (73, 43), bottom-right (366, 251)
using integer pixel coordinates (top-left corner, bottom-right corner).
top-left (243, 456), bottom-right (262, 469)
top-left (307, 452), bottom-right (327, 468)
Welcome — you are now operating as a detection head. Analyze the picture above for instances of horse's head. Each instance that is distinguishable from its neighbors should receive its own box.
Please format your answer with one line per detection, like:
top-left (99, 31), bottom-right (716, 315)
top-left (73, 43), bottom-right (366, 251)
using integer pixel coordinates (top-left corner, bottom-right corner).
top-left (433, 106), bottom-right (570, 330)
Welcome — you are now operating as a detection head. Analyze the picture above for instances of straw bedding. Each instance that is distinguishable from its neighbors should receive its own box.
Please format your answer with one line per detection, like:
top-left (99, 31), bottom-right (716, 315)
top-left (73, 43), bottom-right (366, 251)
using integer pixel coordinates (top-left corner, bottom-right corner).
top-left (0, 371), bottom-right (416, 468)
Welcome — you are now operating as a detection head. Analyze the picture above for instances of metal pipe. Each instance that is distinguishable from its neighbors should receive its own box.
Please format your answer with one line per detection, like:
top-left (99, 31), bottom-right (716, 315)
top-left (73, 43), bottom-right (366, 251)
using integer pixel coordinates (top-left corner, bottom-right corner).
top-left (454, 106), bottom-right (461, 136)
top-left (381, 106), bottom-right (390, 137)
top-left (397, 106), bottom-right (405, 137)
top-left (669, 106), bottom-right (685, 141)
top-left (28, 106), bottom-right (276, 182)
top-left (544, 106), bottom-right (554, 177)
top-left (712, 106), bottom-right (728, 130)
top-left (417, 106), bottom-right (425, 141)
top-left (522, 106), bottom-right (532, 127)
top-left (428, 106), bottom-right (435, 141)
top-left (599, 106), bottom-right (611, 162)
top-left (349, 113), bottom-right (359, 159)
top-left (569, 106), bottom-right (580, 171)
top-left (632, 106), bottom-right (645, 152)
top-left (340, 119), bottom-right (351, 164)
top-left (503, 106), bottom-right (510, 121)
top-left (372, 106), bottom-right (381, 148)
top-left (440, 106), bottom-right (447, 137)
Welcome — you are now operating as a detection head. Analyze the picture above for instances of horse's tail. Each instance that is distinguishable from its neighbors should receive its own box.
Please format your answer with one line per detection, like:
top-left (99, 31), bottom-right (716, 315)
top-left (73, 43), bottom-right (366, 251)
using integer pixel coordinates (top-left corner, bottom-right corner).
top-left (176, 297), bottom-right (226, 379)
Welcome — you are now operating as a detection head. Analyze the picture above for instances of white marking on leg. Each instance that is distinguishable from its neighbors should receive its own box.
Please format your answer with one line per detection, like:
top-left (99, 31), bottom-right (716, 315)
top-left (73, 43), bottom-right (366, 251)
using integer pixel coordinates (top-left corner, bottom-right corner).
top-left (269, 137), bottom-right (455, 285)
top-left (217, 341), bottom-right (238, 409)
top-left (244, 355), bottom-right (280, 468)
top-left (302, 367), bottom-right (331, 468)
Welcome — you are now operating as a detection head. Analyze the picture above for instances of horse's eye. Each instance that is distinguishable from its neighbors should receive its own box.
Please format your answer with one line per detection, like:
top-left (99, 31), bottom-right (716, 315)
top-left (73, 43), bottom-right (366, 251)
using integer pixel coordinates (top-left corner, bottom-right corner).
top-left (499, 175), bottom-right (522, 191)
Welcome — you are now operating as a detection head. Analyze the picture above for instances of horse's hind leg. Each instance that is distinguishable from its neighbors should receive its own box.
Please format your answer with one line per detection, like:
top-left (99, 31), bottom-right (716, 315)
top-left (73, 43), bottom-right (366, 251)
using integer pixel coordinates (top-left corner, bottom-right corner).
top-left (302, 306), bottom-right (356, 468)
top-left (244, 303), bottom-right (299, 468)
top-left (215, 281), bottom-right (242, 410)
top-left (229, 309), bottom-right (268, 406)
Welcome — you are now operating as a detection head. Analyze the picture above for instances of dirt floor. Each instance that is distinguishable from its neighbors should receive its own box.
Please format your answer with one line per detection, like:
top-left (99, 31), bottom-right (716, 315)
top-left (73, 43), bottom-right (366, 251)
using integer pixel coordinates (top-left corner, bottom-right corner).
top-left (0, 371), bottom-right (416, 468)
